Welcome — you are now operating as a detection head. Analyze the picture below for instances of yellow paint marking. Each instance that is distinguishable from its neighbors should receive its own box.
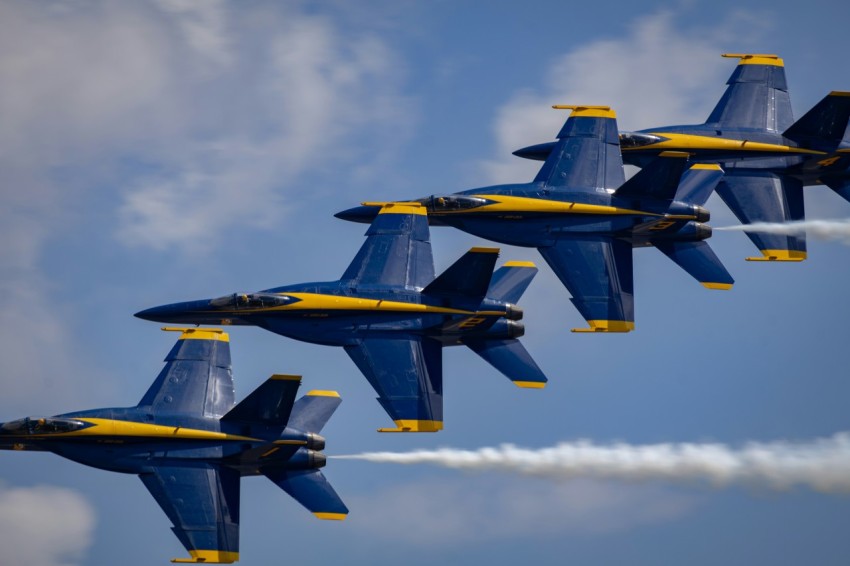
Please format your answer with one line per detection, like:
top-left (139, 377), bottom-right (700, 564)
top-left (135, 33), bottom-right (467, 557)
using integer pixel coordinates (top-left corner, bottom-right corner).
top-left (60, 419), bottom-right (260, 442)
top-left (701, 282), bottom-right (733, 290)
top-left (571, 320), bottom-right (635, 333)
top-left (658, 151), bottom-right (690, 158)
top-left (376, 202), bottom-right (426, 216)
top-left (435, 195), bottom-right (659, 217)
top-left (306, 390), bottom-right (341, 397)
top-left (552, 104), bottom-right (616, 118)
top-left (314, 512), bottom-right (348, 521)
top-left (627, 132), bottom-right (825, 156)
top-left (503, 260), bottom-right (536, 268)
top-left (469, 246), bottom-right (500, 253)
top-left (162, 327), bottom-right (229, 342)
top-left (514, 381), bottom-right (546, 389)
top-left (689, 163), bottom-right (723, 171)
top-left (378, 420), bottom-right (443, 433)
top-left (817, 156), bottom-right (842, 167)
top-left (722, 53), bottom-right (784, 66)
top-left (270, 374), bottom-right (301, 381)
top-left (746, 250), bottom-right (807, 262)
top-left (172, 550), bottom-right (239, 564)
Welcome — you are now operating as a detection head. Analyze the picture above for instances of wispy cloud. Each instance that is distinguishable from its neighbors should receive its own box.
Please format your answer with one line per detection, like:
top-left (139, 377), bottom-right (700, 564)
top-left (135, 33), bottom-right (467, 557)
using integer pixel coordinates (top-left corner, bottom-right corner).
top-left (339, 432), bottom-right (850, 493)
top-left (0, 484), bottom-right (95, 566)
top-left (344, 476), bottom-right (695, 544)
top-left (477, 9), bottom-right (769, 184)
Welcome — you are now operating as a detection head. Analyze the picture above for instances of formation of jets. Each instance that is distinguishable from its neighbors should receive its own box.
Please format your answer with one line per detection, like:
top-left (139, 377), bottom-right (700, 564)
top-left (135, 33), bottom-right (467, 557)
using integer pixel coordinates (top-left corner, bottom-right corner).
top-left (3, 54), bottom-right (848, 563)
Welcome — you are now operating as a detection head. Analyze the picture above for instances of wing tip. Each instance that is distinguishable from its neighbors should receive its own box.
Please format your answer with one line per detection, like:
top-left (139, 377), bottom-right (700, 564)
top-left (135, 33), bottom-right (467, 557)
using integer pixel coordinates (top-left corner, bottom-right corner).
top-left (513, 380), bottom-right (547, 389)
top-left (378, 420), bottom-right (443, 433)
top-left (701, 282), bottom-right (734, 290)
top-left (313, 512), bottom-right (348, 521)
top-left (306, 390), bottom-right (341, 398)
top-left (745, 250), bottom-right (807, 262)
top-left (571, 320), bottom-right (635, 333)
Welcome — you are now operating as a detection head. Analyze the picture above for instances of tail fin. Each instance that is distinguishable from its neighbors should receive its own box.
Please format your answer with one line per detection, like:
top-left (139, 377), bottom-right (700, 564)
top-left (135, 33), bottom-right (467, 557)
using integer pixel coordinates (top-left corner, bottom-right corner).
top-left (533, 105), bottom-right (625, 192)
top-left (287, 390), bottom-right (343, 434)
top-left (615, 151), bottom-right (691, 202)
top-left (673, 163), bottom-right (725, 206)
top-left (422, 247), bottom-right (500, 309)
top-left (614, 153), bottom-right (723, 206)
top-left (339, 202), bottom-right (434, 290)
top-left (486, 261), bottom-right (538, 304)
top-left (464, 338), bottom-right (547, 389)
top-left (264, 469), bottom-right (348, 521)
top-left (653, 241), bottom-right (734, 290)
top-left (706, 54), bottom-right (793, 132)
top-left (221, 374), bottom-right (302, 428)
top-left (138, 327), bottom-right (234, 417)
top-left (783, 91), bottom-right (850, 150)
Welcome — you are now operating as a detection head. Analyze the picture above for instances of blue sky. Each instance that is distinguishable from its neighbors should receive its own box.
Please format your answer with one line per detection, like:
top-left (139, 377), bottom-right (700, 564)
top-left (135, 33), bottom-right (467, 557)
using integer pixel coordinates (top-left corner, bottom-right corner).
top-left (1, 1), bottom-right (850, 564)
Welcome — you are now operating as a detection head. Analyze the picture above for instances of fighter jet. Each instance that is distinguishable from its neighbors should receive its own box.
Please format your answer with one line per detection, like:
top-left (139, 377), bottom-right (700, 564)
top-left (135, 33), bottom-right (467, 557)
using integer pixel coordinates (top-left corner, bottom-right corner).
top-left (337, 106), bottom-right (732, 333)
top-left (514, 54), bottom-right (850, 261)
top-left (136, 202), bottom-right (546, 432)
top-left (0, 327), bottom-right (347, 564)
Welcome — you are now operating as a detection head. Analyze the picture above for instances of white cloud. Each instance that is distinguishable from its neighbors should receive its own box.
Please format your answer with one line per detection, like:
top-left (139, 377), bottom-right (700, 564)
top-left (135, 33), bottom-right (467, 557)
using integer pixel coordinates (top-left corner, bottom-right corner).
top-left (0, 484), bottom-right (95, 566)
top-left (346, 476), bottom-right (695, 544)
top-left (478, 9), bottom-right (769, 184)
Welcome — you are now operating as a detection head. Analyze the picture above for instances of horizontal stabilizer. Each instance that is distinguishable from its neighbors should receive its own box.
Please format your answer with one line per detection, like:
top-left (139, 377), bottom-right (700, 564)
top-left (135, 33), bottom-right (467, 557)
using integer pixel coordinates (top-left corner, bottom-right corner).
top-left (615, 152), bottom-right (690, 201)
top-left (783, 91), bottom-right (850, 149)
top-left (221, 374), bottom-right (301, 428)
top-left (653, 241), bottom-right (734, 289)
top-left (486, 261), bottom-right (538, 304)
top-left (422, 247), bottom-right (500, 308)
top-left (464, 339), bottom-right (547, 388)
top-left (716, 173), bottom-right (807, 261)
top-left (287, 391), bottom-right (343, 434)
top-left (264, 469), bottom-right (348, 520)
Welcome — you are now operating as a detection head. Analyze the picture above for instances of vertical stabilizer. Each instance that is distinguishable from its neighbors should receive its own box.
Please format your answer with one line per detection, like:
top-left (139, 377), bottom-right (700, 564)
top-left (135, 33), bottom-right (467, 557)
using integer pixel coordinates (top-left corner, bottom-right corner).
top-left (706, 54), bottom-right (793, 132)
top-left (533, 105), bottom-right (625, 191)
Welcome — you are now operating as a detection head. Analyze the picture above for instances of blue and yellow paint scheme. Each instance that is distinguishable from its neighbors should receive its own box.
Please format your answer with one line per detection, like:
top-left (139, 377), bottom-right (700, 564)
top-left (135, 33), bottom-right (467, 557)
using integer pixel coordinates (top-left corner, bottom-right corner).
top-left (137, 203), bottom-right (547, 432)
top-left (337, 107), bottom-right (734, 333)
top-left (0, 328), bottom-right (347, 564)
top-left (514, 54), bottom-right (850, 261)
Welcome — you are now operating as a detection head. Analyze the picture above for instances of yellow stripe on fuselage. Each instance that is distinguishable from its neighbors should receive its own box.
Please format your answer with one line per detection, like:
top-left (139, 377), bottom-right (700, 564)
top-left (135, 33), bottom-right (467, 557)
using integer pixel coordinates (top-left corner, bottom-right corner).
top-left (624, 132), bottom-right (825, 156)
top-left (47, 419), bottom-right (260, 442)
top-left (162, 327), bottom-right (230, 342)
top-left (430, 195), bottom-right (662, 217)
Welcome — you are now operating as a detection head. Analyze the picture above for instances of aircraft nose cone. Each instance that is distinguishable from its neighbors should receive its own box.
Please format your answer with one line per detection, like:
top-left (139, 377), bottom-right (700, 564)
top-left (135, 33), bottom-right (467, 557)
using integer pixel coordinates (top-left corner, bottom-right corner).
top-left (134, 299), bottom-right (213, 323)
top-left (334, 205), bottom-right (380, 224)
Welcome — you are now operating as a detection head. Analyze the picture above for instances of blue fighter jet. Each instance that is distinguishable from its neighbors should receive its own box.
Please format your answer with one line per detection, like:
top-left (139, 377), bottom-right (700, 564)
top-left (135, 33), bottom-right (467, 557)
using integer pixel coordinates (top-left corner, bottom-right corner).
top-left (136, 202), bottom-right (546, 432)
top-left (337, 106), bottom-right (732, 333)
top-left (514, 54), bottom-right (850, 261)
top-left (0, 327), bottom-right (347, 564)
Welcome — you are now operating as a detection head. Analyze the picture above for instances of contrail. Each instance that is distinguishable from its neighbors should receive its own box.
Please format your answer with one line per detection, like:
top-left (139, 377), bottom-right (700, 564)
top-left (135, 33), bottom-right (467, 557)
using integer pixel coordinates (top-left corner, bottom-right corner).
top-left (336, 433), bottom-right (850, 493)
top-left (715, 218), bottom-right (850, 243)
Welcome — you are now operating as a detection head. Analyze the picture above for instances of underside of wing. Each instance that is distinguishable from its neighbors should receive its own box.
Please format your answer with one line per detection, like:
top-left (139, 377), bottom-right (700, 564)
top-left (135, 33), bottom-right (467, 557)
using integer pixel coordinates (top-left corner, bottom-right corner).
top-left (716, 173), bottom-right (806, 261)
top-left (140, 465), bottom-right (240, 564)
top-left (538, 237), bottom-right (634, 332)
top-left (344, 336), bottom-right (443, 432)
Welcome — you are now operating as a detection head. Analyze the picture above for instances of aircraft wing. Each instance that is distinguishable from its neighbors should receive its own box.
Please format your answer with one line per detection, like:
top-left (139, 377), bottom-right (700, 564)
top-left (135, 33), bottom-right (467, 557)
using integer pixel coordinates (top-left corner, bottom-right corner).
top-left (340, 202), bottom-right (436, 290)
top-left (538, 237), bottom-right (635, 332)
top-left (264, 468), bottom-right (348, 520)
top-left (139, 464), bottom-right (240, 564)
top-left (137, 328), bottom-right (235, 418)
top-left (715, 173), bottom-right (806, 261)
top-left (344, 336), bottom-right (443, 432)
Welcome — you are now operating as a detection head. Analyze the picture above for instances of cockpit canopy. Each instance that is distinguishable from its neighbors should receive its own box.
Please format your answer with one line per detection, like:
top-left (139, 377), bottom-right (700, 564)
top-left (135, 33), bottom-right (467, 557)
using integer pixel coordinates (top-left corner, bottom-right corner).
top-left (619, 132), bottom-right (667, 148)
top-left (422, 195), bottom-right (489, 211)
top-left (0, 417), bottom-right (88, 435)
top-left (209, 293), bottom-right (297, 309)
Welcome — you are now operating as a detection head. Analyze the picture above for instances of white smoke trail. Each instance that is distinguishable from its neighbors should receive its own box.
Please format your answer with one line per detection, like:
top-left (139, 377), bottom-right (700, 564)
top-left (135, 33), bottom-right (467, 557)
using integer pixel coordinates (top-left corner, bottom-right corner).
top-left (716, 218), bottom-right (850, 243)
top-left (336, 433), bottom-right (850, 493)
